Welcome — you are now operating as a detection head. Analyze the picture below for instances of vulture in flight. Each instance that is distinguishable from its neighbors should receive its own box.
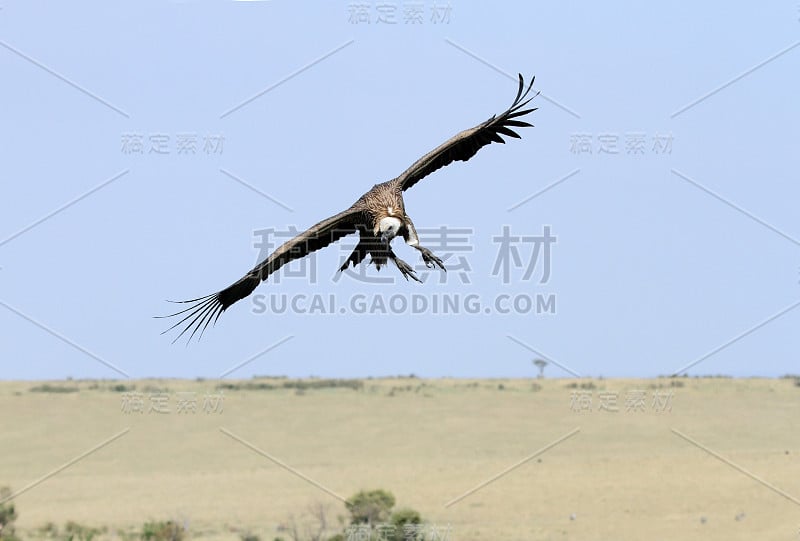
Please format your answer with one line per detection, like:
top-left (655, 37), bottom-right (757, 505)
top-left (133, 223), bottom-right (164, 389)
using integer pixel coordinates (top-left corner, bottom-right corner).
top-left (162, 75), bottom-right (538, 342)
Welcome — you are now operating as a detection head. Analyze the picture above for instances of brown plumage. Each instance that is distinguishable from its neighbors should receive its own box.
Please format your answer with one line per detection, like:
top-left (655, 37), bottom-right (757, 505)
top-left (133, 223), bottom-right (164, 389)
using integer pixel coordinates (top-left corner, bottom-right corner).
top-left (161, 74), bottom-right (537, 342)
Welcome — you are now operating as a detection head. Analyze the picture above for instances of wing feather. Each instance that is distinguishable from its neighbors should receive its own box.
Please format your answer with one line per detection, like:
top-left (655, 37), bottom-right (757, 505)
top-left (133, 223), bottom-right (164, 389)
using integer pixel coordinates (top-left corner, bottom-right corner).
top-left (394, 74), bottom-right (538, 191)
top-left (159, 207), bottom-right (362, 342)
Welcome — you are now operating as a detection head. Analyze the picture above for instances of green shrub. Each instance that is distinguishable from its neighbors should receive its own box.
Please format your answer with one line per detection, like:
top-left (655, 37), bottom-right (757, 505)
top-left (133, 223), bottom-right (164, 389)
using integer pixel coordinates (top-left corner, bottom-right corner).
top-left (345, 490), bottom-right (395, 525)
top-left (63, 521), bottom-right (103, 541)
top-left (216, 379), bottom-right (363, 393)
top-left (564, 381), bottom-right (596, 390)
top-left (141, 520), bottom-right (184, 541)
top-left (0, 487), bottom-right (19, 541)
top-left (29, 384), bottom-right (79, 393)
top-left (389, 508), bottom-right (422, 540)
top-left (37, 521), bottom-right (59, 538)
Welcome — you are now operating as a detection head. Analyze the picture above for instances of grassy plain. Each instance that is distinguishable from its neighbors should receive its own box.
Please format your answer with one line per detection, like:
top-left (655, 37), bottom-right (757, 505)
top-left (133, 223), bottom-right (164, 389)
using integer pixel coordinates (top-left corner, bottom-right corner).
top-left (0, 377), bottom-right (798, 540)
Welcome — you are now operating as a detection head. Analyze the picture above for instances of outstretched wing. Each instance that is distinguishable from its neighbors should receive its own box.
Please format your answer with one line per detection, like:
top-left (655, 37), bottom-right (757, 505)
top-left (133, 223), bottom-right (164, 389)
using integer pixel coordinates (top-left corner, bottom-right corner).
top-left (160, 208), bottom-right (363, 343)
top-left (394, 74), bottom-right (537, 192)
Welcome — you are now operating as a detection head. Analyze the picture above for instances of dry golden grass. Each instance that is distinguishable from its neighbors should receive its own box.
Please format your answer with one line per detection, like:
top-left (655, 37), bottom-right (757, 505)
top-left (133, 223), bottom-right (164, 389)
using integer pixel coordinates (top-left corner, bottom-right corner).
top-left (0, 377), bottom-right (798, 540)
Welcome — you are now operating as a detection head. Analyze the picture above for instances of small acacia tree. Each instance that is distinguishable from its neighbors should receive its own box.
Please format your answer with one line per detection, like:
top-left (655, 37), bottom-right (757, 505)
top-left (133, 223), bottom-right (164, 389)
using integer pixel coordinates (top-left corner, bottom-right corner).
top-left (533, 359), bottom-right (548, 378)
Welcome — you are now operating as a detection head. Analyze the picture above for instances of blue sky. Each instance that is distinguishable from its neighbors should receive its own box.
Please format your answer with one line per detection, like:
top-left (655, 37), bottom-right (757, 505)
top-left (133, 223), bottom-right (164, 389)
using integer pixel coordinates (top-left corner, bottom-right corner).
top-left (1, 2), bottom-right (798, 380)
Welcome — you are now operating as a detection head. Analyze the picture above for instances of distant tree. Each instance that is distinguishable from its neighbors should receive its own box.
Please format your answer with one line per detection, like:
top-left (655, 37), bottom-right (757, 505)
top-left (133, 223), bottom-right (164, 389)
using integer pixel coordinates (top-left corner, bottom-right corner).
top-left (345, 490), bottom-right (395, 526)
top-left (533, 359), bottom-right (548, 379)
top-left (341, 490), bottom-right (427, 541)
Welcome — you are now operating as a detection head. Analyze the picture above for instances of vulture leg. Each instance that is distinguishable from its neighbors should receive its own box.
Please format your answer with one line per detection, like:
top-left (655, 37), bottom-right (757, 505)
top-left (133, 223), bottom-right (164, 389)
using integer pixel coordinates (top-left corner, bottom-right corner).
top-left (402, 215), bottom-right (447, 272)
top-left (414, 245), bottom-right (446, 271)
top-left (388, 247), bottom-right (421, 283)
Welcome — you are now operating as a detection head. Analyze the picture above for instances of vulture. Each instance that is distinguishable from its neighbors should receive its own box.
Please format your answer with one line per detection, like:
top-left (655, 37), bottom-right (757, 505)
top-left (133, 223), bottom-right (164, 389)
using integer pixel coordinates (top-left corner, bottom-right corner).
top-left (162, 74), bottom-right (537, 342)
